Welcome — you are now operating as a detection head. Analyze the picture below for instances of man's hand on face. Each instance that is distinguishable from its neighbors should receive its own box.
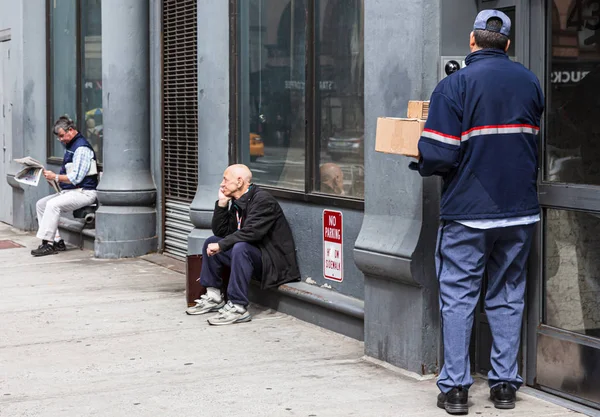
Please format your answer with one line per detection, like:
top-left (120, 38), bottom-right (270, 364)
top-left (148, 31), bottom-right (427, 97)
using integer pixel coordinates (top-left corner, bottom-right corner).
top-left (218, 188), bottom-right (231, 207)
top-left (206, 242), bottom-right (221, 257)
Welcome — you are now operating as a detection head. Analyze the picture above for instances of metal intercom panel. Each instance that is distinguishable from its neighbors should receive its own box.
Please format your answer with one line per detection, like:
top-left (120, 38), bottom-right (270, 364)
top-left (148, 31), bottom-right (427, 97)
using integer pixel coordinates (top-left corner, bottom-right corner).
top-left (439, 55), bottom-right (517, 81)
top-left (440, 56), bottom-right (467, 80)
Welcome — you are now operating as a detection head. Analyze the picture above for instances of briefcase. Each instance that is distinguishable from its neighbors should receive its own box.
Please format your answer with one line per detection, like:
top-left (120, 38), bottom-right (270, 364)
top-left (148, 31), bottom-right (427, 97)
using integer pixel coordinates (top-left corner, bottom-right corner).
top-left (186, 254), bottom-right (206, 307)
top-left (186, 254), bottom-right (231, 307)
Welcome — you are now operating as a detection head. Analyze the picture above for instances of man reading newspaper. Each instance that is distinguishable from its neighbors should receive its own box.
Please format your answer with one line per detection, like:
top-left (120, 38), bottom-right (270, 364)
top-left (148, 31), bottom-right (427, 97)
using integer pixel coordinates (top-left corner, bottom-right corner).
top-left (31, 116), bottom-right (99, 257)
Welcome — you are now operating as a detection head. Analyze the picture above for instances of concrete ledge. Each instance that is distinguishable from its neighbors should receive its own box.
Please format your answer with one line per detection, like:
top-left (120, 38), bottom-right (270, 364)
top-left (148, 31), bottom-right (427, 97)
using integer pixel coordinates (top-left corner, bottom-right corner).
top-left (6, 173), bottom-right (23, 190)
top-left (276, 282), bottom-right (364, 320)
top-left (57, 216), bottom-right (95, 251)
top-left (249, 281), bottom-right (364, 341)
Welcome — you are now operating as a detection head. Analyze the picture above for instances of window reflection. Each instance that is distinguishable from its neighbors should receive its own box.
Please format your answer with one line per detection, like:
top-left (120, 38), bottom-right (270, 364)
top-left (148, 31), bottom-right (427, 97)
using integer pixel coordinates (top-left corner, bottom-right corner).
top-left (545, 209), bottom-right (600, 338)
top-left (316, 0), bottom-right (364, 198)
top-left (242, 0), bottom-right (307, 191)
top-left (50, 0), bottom-right (77, 158)
top-left (545, 0), bottom-right (600, 185)
top-left (82, 0), bottom-right (103, 162)
top-left (49, 0), bottom-right (103, 162)
top-left (239, 0), bottom-right (364, 197)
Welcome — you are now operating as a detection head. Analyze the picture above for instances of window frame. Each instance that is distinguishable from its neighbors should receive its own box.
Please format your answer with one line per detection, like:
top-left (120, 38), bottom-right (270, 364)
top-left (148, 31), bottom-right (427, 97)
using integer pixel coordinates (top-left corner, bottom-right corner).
top-left (229, 0), bottom-right (364, 210)
top-left (46, 0), bottom-right (103, 168)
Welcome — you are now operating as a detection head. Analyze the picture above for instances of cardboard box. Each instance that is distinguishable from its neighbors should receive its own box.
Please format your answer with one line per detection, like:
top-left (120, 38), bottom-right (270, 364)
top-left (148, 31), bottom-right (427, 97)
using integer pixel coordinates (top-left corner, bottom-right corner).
top-left (407, 100), bottom-right (430, 119)
top-left (375, 117), bottom-right (425, 158)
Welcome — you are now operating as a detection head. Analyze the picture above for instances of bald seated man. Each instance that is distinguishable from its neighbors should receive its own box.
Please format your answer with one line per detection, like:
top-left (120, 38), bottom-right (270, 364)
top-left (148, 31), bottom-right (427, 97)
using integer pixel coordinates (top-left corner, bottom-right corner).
top-left (320, 163), bottom-right (345, 195)
top-left (186, 164), bottom-right (301, 325)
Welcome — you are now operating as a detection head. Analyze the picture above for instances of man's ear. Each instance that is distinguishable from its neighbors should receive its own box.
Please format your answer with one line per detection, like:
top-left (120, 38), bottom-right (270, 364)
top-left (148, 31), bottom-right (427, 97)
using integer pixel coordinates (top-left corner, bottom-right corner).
top-left (504, 39), bottom-right (511, 53)
top-left (469, 31), bottom-right (476, 50)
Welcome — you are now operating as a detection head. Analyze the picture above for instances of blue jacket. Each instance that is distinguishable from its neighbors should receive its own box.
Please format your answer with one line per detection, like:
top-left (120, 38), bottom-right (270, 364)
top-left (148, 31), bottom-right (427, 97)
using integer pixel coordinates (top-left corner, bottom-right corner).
top-left (59, 133), bottom-right (98, 191)
top-left (413, 49), bottom-right (545, 220)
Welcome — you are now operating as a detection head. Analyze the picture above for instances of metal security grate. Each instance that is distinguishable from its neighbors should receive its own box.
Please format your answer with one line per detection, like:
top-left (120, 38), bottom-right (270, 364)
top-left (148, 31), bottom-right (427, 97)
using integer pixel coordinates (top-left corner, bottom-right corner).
top-left (164, 199), bottom-right (194, 259)
top-left (163, 0), bottom-right (198, 202)
top-left (163, 0), bottom-right (198, 258)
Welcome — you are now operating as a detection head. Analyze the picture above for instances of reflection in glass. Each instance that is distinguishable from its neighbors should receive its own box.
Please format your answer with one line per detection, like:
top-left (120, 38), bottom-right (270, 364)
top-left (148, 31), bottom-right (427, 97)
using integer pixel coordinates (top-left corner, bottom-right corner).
top-left (545, 0), bottom-right (600, 185)
top-left (50, 0), bottom-right (77, 158)
top-left (544, 209), bottom-right (600, 338)
top-left (50, 0), bottom-right (103, 162)
top-left (316, 0), bottom-right (364, 198)
top-left (240, 0), bottom-right (307, 191)
top-left (238, 0), bottom-right (364, 197)
top-left (81, 0), bottom-right (103, 162)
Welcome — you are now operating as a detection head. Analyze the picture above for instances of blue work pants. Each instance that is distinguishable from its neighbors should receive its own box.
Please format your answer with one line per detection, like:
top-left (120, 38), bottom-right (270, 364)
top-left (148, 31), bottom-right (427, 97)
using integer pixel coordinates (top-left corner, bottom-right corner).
top-left (436, 221), bottom-right (535, 393)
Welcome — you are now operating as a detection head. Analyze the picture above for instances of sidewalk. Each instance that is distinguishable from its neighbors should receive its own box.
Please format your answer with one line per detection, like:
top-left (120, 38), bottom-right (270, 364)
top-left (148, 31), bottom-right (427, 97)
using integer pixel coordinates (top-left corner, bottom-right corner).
top-left (0, 223), bottom-right (581, 417)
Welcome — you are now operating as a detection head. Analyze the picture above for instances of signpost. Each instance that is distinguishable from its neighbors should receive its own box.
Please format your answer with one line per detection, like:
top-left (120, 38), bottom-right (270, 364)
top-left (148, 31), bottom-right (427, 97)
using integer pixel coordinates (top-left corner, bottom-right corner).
top-left (323, 210), bottom-right (343, 282)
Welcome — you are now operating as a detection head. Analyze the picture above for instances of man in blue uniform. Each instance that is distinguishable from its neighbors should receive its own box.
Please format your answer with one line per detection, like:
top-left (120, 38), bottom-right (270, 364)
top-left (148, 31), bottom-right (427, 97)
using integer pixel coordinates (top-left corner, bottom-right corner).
top-left (409, 10), bottom-right (545, 414)
top-left (31, 116), bottom-right (99, 256)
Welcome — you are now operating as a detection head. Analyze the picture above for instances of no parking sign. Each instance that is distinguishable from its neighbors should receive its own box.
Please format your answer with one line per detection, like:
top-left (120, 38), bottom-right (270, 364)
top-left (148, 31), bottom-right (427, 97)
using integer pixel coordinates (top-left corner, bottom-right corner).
top-left (323, 210), bottom-right (343, 282)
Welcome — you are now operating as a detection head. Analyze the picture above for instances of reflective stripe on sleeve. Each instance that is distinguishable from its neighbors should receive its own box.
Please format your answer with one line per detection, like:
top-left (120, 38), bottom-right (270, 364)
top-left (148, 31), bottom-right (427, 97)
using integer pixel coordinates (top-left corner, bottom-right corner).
top-left (421, 129), bottom-right (461, 146)
top-left (461, 124), bottom-right (540, 142)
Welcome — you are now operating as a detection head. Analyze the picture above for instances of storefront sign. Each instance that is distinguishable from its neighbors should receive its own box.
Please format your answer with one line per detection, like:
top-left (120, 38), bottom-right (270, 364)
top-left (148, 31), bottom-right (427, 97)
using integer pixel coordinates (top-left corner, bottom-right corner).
top-left (323, 209), bottom-right (343, 282)
top-left (285, 80), bottom-right (336, 91)
top-left (550, 61), bottom-right (600, 86)
top-left (551, 70), bottom-right (590, 84)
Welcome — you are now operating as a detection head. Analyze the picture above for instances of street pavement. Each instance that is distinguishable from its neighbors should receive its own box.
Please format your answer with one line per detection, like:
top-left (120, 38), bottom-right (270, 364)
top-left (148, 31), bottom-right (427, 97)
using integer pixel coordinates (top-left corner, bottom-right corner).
top-left (0, 223), bottom-right (582, 417)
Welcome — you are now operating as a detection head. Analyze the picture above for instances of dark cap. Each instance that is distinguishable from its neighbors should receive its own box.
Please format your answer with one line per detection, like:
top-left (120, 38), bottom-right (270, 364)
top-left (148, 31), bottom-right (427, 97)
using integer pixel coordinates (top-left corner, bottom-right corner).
top-left (473, 9), bottom-right (511, 37)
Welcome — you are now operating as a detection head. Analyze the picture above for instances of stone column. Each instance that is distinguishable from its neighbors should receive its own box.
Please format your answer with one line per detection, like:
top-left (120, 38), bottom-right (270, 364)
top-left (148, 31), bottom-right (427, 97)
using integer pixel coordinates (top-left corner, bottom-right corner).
top-left (353, 0), bottom-right (443, 376)
top-left (95, 0), bottom-right (157, 258)
top-left (187, 1), bottom-right (230, 256)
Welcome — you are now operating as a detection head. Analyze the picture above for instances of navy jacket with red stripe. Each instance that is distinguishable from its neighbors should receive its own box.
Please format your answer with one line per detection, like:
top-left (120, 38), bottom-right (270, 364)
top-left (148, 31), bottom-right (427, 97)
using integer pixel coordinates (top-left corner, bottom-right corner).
top-left (413, 49), bottom-right (545, 220)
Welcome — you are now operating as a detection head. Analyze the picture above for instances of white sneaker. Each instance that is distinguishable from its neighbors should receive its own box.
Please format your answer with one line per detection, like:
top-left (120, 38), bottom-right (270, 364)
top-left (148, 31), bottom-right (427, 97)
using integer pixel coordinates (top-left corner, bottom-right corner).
top-left (207, 301), bottom-right (251, 326)
top-left (186, 293), bottom-right (225, 315)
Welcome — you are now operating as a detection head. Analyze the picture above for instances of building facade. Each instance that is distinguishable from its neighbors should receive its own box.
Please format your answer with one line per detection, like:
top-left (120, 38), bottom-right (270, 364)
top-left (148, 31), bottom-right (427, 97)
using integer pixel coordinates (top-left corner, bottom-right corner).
top-left (0, 0), bottom-right (598, 412)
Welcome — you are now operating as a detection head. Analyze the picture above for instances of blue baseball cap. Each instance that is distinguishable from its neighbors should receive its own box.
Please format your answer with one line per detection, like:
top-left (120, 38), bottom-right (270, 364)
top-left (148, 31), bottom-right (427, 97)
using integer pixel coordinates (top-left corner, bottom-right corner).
top-left (473, 9), bottom-right (511, 37)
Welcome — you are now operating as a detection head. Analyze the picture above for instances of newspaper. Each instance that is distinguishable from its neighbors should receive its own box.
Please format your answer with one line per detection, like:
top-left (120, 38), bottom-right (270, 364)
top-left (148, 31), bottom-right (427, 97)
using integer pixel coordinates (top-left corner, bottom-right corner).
top-left (14, 156), bottom-right (61, 193)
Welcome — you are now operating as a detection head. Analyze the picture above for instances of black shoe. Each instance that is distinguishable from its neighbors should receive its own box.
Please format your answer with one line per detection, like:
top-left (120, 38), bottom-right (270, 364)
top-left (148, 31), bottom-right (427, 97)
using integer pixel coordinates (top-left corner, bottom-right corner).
top-left (53, 239), bottom-right (67, 252)
top-left (437, 386), bottom-right (469, 415)
top-left (490, 382), bottom-right (516, 409)
top-left (31, 242), bottom-right (57, 257)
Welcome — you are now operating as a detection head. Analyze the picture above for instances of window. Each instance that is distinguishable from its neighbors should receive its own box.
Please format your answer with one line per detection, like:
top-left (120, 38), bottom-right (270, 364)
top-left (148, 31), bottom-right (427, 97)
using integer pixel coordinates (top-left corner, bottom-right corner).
top-left (47, 0), bottom-right (103, 163)
top-left (544, 0), bottom-right (600, 185)
top-left (544, 209), bottom-right (600, 336)
top-left (235, 0), bottom-right (364, 202)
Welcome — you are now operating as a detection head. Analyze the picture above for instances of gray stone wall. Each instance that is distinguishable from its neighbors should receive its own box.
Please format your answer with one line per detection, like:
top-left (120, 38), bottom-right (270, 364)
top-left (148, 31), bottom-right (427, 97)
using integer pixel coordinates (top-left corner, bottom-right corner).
top-left (188, 0), bottom-right (232, 254)
top-left (356, 0), bottom-right (443, 375)
top-left (1, 0), bottom-right (49, 230)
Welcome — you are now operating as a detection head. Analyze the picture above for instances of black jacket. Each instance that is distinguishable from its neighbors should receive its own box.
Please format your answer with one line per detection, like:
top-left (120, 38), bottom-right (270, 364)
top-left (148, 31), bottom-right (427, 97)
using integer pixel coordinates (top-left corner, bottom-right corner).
top-left (212, 185), bottom-right (301, 289)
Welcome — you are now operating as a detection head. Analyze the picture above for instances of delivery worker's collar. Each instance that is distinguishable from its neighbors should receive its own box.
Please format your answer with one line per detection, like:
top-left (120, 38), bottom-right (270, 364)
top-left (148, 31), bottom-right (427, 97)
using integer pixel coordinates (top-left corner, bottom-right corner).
top-left (465, 48), bottom-right (508, 66)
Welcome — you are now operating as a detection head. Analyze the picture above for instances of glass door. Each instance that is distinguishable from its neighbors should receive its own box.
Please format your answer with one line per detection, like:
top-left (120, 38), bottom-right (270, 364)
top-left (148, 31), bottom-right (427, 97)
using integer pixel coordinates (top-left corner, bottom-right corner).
top-left (531, 0), bottom-right (600, 409)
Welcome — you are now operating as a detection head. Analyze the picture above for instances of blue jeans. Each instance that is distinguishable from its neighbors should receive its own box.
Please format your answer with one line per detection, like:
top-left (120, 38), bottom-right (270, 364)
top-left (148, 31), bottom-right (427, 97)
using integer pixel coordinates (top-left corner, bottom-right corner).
top-left (436, 221), bottom-right (535, 393)
top-left (199, 236), bottom-right (262, 306)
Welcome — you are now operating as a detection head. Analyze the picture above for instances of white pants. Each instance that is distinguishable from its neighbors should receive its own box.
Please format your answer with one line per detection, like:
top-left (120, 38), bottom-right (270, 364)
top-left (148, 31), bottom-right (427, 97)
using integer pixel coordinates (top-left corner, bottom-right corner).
top-left (36, 189), bottom-right (98, 241)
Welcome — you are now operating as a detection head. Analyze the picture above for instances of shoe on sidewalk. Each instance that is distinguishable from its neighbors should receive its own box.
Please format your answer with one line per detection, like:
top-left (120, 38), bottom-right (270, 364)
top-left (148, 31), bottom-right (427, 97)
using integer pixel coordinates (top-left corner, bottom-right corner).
top-left (31, 242), bottom-right (58, 257)
top-left (490, 382), bottom-right (516, 409)
top-left (53, 239), bottom-right (67, 252)
top-left (186, 293), bottom-right (225, 315)
top-left (437, 386), bottom-right (469, 415)
top-left (207, 301), bottom-right (251, 326)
